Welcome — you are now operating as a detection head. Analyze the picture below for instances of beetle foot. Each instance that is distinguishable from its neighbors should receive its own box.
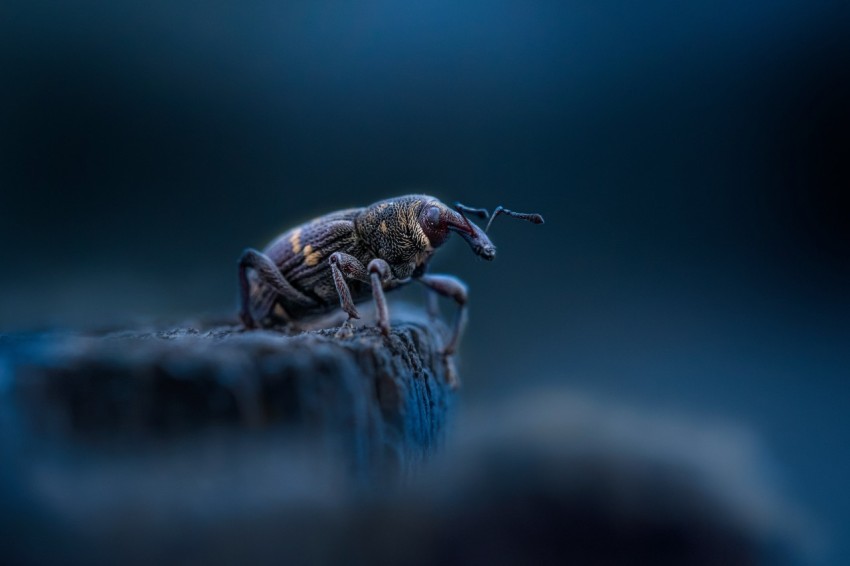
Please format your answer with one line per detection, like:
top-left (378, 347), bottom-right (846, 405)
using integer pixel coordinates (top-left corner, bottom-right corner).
top-left (335, 318), bottom-right (356, 339)
top-left (376, 319), bottom-right (391, 337)
top-left (239, 311), bottom-right (256, 330)
top-left (442, 353), bottom-right (460, 390)
top-left (285, 321), bottom-right (306, 335)
top-left (344, 307), bottom-right (361, 320)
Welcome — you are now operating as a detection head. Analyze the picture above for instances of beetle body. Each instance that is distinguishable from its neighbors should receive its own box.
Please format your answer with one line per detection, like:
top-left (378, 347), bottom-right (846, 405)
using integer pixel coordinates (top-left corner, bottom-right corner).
top-left (238, 194), bottom-right (542, 359)
top-left (246, 207), bottom-right (370, 324)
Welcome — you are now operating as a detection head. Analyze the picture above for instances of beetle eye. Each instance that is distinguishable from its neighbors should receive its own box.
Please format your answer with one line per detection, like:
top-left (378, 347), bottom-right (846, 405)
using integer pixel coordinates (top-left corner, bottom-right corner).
top-left (420, 204), bottom-right (449, 247)
top-left (424, 205), bottom-right (441, 228)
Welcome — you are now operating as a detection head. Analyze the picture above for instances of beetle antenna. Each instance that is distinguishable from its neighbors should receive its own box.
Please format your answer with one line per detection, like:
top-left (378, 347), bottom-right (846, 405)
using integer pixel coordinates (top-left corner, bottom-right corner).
top-left (453, 203), bottom-right (487, 234)
top-left (455, 202), bottom-right (490, 220)
top-left (485, 206), bottom-right (545, 233)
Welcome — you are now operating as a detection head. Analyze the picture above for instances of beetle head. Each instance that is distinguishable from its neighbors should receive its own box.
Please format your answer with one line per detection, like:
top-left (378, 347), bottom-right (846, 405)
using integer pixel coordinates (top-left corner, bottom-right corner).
top-left (419, 200), bottom-right (496, 260)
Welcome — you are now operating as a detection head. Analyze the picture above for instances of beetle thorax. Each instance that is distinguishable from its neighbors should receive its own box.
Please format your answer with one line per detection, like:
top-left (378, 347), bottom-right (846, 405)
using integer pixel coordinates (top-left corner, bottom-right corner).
top-left (355, 196), bottom-right (433, 276)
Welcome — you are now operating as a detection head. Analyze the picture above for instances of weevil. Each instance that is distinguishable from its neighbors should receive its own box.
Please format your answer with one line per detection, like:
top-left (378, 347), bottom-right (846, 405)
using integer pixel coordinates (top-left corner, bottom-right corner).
top-left (238, 194), bottom-right (543, 357)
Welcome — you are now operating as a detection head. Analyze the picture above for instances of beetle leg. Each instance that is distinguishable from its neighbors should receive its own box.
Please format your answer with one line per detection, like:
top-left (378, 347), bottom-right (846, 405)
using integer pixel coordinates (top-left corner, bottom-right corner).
top-left (238, 248), bottom-right (313, 328)
top-left (416, 264), bottom-right (440, 320)
top-left (415, 274), bottom-right (468, 356)
top-left (367, 258), bottom-right (393, 337)
top-left (328, 252), bottom-right (368, 321)
top-left (425, 287), bottom-right (440, 320)
top-left (328, 253), bottom-right (395, 337)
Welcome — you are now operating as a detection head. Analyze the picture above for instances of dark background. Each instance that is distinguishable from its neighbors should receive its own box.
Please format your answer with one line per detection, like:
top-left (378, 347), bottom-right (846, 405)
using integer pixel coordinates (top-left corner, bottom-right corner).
top-left (1, 0), bottom-right (848, 562)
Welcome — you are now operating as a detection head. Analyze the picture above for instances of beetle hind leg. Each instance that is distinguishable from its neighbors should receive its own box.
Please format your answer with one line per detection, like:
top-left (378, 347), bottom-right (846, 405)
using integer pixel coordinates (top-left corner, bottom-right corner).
top-left (238, 248), bottom-right (313, 329)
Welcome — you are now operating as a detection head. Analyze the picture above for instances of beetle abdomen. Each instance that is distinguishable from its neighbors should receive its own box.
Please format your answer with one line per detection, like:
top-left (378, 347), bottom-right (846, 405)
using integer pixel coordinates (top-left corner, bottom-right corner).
top-left (256, 208), bottom-right (372, 317)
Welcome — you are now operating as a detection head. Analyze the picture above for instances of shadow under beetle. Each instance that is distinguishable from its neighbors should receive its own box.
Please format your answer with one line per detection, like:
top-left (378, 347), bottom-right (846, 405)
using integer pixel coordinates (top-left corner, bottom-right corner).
top-left (238, 194), bottom-right (543, 357)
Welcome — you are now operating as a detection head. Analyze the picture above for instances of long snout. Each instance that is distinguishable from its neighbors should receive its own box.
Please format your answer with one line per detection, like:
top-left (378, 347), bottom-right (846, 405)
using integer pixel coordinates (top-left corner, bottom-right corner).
top-left (460, 227), bottom-right (496, 260)
top-left (446, 210), bottom-right (496, 260)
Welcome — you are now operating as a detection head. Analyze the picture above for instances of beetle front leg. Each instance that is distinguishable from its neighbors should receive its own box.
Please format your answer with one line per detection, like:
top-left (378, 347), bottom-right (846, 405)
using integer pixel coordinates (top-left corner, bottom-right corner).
top-left (367, 259), bottom-right (393, 336)
top-left (415, 274), bottom-right (468, 356)
top-left (415, 264), bottom-right (440, 320)
top-left (329, 252), bottom-right (368, 322)
top-left (329, 254), bottom-right (394, 337)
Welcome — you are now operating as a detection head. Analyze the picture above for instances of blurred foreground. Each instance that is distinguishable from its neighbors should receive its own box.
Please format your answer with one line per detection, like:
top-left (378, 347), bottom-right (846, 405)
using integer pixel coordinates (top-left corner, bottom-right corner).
top-left (0, 315), bottom-right (807, 565)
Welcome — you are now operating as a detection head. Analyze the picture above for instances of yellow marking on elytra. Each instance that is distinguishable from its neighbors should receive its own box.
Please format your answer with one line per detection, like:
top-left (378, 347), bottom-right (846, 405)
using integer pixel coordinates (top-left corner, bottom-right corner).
top-left (273, 304), bottom-right (286, 317)
top-left (289, 229), bottom-right (302, 254)
top-left (380, 221), bottom-right (388, 233)
top-left (301, 244), bottom-right (323, 266)
top-left (304, 248), bottom-right (323, 266)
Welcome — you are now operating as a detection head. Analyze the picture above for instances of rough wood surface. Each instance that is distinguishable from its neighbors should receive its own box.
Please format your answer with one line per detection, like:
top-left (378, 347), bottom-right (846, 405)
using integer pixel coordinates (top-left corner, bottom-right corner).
top-left (1, 311), bottom-right (455, 475)
top-left (0, 312), bottom-right (800, 565)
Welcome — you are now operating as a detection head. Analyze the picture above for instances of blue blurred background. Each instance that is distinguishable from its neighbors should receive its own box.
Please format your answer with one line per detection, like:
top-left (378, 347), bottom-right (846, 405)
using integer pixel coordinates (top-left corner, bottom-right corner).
top-left (1, 0), bottom-right (848, 562)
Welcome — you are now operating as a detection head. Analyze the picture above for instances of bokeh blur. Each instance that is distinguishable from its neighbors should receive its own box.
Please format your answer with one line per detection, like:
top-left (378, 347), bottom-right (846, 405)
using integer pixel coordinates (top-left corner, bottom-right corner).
top-left (1, 1), bottom-right (848, 564)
